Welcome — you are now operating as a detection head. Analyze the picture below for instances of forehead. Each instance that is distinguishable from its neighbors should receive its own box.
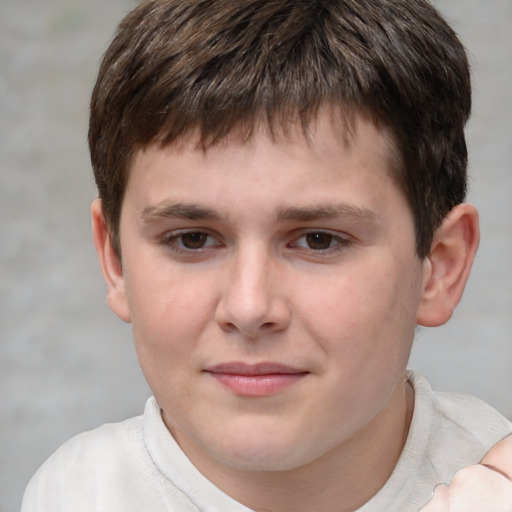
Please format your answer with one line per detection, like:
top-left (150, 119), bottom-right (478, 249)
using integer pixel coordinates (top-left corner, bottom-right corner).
top-left (125, 110), bottom-right (406, 223)
top-left (136, 108), bottom-right (398, 180)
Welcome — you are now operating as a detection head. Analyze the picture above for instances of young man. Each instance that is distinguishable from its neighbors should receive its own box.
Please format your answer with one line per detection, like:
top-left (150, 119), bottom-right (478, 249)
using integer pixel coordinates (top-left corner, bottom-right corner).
top-left (22, 0), bottom-right (512, 510)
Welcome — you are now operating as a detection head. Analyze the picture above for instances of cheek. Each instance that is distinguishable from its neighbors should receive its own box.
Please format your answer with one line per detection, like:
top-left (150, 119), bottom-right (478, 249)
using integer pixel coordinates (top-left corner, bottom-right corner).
top-left (297, 269), bottom-right (385, 342)
top-left (128, 281), bottom-right (211, 413)
top-left (125, 269), bottom-right (214, 365)
top-left (298, 260), bottom-right (419, 368)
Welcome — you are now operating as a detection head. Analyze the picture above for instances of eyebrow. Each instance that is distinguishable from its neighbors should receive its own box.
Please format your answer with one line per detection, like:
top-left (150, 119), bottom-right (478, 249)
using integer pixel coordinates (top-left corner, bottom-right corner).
top-left (276, 204), bottom-right (377, 223)
top-left (140, 201), bottom-right (377, 224)
top-left (140, 202), bottom-right (220, 223)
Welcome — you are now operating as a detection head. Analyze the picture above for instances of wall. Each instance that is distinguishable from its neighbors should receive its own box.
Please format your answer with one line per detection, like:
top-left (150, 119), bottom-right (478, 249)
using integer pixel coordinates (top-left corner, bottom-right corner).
top-left (1, 1), bottom-right (510, 510)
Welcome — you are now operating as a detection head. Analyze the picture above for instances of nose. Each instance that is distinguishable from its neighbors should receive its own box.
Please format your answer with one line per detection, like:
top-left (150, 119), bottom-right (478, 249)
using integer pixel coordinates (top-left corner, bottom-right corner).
top-left (215, 244), bottom-right (291, 339)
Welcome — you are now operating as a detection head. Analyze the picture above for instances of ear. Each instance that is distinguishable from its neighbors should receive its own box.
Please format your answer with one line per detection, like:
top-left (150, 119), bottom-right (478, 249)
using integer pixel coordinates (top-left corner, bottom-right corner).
top-left (91, 199), bottom-right (132, 323)
top-left (417, 203), bottom-right (480, 327)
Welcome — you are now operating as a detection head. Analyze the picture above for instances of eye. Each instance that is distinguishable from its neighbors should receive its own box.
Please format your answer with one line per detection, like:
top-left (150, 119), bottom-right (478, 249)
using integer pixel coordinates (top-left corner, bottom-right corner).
top-left (163, 230), bottom-right (221, 251)
top-left (179, 232), bottom-right (210, 249)
top-left (304, 232), bottom-right (337, 250)
top-left (290, 231), bottom-right (349, 251)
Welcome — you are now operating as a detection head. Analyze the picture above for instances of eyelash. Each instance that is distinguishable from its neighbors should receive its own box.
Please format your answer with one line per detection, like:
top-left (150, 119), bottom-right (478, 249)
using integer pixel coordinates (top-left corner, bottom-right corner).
top-left (160, 230), bottom-right (222, 253)
top-left (160, 229), bottom-right (352, 255)
top-left (289, 231), bottom-right (352, 253)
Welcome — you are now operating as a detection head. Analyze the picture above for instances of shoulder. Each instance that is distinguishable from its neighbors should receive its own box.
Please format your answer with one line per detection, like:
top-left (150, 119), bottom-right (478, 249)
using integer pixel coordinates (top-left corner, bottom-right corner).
top-left (33, 413), bottom-right (144, 473)
top-left (428, 379), bottom-right (511, 447)
top-left (21, 410), bottom-right (158, 511)
top-left (410, 371), bottom-right (512, 469)
top-left (21, 399), bottom-right (227, 512)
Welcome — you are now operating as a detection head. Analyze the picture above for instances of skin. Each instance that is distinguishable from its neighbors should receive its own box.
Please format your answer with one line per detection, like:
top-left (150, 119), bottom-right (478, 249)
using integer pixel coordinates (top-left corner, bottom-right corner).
top-left (420, 436), bottom-right (512, 511)
top-left (92, 111), bottom-right (479, 512)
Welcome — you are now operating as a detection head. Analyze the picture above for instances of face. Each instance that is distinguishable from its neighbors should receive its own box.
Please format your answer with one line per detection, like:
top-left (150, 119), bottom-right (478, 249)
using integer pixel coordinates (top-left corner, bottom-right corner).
top-left (106, 113), bottom-right (429, 476)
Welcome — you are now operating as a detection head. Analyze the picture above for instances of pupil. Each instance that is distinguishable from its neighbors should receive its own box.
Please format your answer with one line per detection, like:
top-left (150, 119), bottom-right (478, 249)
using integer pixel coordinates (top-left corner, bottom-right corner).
top-left (182, 232), bottom-right (207, 249)
top-left (306, 233), bottom-right (332, 249)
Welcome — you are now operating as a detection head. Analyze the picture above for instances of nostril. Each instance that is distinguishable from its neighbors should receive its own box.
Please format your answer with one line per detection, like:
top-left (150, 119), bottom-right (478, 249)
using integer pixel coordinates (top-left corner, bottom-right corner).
top-left (219, 321), bottom-right (238, 333)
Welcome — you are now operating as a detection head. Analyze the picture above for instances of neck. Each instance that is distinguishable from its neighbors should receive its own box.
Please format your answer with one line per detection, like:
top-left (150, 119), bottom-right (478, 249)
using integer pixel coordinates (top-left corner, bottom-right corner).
top-left (175, 379), bottom-right (414, 512)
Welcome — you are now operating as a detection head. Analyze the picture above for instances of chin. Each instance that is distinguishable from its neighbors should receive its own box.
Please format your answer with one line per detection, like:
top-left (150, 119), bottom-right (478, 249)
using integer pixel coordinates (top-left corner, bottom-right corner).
top-left (204, 427), bottom-right (324, 472)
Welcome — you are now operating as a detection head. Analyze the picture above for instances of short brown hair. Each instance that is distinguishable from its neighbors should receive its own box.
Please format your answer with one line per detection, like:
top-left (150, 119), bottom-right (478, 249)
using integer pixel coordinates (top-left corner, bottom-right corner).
top-left (89, 0), bottom-right (471, 259)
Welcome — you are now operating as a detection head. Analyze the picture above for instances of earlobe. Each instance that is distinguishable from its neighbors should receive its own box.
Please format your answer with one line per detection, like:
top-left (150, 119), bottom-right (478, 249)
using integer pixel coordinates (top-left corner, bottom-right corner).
top-left (417, 203), bottom-right (480, 327)
top-left (91, 199), bottom-right (132, 323)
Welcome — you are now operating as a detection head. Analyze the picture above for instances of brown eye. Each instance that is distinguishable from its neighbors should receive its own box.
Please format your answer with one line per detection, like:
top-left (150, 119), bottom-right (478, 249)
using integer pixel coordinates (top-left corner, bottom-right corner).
top-left (163, 230), bottom-right (222, 254)
top-left (180, 232), bottom-right (209, 249)
top-left (305, 232), bottom-right (335, 250)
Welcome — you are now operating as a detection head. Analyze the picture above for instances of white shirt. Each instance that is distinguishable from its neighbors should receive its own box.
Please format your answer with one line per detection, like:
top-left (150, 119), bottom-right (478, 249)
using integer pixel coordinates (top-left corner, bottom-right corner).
top-left (22, 372), bottom-right (512, 512)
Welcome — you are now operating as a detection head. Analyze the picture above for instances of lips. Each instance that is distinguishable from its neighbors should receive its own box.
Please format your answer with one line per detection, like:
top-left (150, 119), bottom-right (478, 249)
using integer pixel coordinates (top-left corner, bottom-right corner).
top-left (204, 362), bottom-right (309, 396)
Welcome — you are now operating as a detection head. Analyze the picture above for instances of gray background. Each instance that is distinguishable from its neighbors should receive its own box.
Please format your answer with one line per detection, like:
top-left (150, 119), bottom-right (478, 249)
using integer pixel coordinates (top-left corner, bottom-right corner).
top-left (1, 1), bottom-right (510, 510)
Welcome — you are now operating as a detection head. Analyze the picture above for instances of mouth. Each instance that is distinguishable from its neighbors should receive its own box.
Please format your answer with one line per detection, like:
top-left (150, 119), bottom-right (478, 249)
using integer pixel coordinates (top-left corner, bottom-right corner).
top-left (204, 362), bottom-right (309, 397)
